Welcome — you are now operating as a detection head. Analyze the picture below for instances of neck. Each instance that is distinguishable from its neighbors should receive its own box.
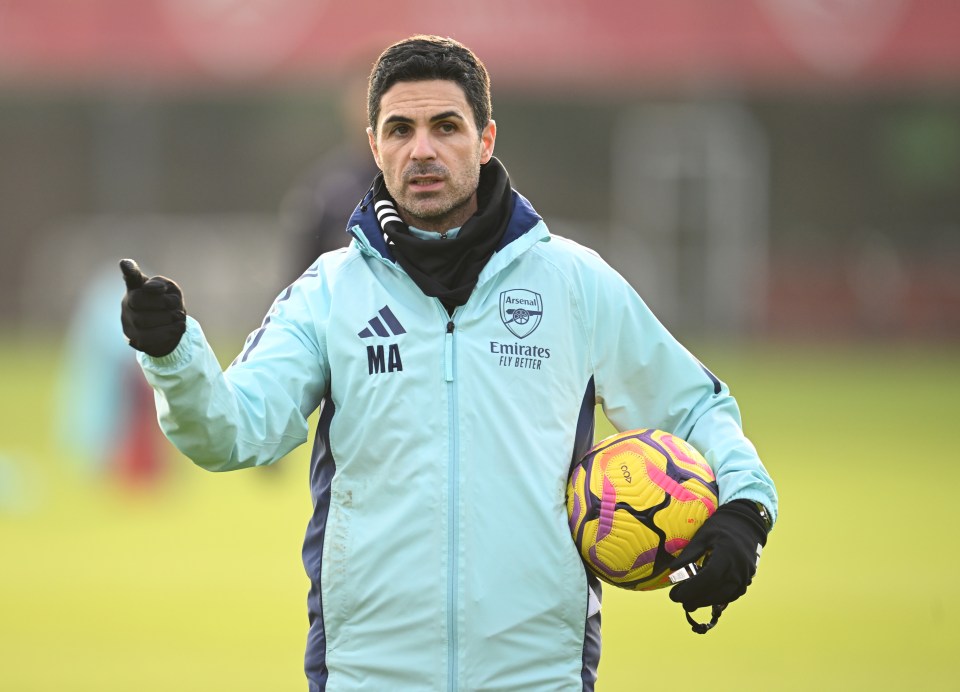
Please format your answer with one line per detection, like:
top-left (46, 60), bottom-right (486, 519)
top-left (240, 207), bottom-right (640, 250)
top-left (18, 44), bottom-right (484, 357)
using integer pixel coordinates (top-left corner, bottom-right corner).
top-left (398, 193), bottom-right (478, 233)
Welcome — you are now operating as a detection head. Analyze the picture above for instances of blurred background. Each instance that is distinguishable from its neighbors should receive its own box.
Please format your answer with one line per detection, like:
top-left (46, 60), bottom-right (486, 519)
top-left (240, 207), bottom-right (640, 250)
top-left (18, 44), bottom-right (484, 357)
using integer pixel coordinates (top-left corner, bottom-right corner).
top-left (1, 1), bottom-right (957, 690)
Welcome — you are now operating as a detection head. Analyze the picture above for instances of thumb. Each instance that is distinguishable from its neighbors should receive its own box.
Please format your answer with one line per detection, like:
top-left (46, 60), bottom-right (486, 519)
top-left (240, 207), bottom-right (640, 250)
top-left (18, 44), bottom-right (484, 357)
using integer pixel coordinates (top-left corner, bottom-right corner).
top-left (670, 530), bottom-right (710, 571)
top-left (120, 258), bottom-right (147, 291)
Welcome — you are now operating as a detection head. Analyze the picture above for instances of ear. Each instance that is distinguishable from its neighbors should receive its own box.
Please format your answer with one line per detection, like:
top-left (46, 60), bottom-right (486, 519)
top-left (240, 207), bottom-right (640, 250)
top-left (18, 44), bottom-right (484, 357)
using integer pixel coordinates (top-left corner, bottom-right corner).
top-left (479, 120), bottom-right (496, 164)
top-left (367, 127), bottom-right (383, 169)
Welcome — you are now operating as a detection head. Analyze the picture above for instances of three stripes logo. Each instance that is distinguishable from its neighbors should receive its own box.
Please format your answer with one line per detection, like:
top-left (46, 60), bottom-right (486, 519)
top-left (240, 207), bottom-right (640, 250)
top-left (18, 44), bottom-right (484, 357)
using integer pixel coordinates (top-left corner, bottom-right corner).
top-left (358, 305), bottom-right (406, 339)
top-left (375, 200), bottom-right (404, 234)
top-left (358, 305), bottom-right (405, 375)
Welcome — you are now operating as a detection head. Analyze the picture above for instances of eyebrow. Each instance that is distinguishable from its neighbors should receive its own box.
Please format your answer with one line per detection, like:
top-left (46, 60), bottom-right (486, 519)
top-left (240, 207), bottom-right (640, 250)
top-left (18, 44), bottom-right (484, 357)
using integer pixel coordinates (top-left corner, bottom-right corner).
top-left (381, 110), bottom-right (466, 130)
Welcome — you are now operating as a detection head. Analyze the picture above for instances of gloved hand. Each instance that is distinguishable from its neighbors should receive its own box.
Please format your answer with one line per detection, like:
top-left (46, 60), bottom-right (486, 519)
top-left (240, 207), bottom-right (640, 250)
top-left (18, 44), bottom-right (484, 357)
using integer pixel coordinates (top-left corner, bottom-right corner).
top-left (120, 258), bottom-right (187, 358)
top-left (668, 499), bottom-right (768, 612)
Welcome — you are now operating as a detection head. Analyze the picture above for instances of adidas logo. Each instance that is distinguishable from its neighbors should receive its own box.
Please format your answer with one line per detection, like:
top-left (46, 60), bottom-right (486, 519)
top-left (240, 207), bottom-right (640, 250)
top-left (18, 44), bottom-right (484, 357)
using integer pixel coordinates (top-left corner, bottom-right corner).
top-left (358, 305), bottom-right (405, 375)
top-left (358, 305), bottom-right (407, 338)
top-left (375, 200), bottom-right (404, 232)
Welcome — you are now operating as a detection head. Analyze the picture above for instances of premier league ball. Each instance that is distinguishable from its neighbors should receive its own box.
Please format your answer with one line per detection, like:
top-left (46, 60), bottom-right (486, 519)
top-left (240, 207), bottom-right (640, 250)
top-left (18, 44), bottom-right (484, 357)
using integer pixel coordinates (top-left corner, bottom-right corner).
top-left (567, 429), bottom-right (719, 591)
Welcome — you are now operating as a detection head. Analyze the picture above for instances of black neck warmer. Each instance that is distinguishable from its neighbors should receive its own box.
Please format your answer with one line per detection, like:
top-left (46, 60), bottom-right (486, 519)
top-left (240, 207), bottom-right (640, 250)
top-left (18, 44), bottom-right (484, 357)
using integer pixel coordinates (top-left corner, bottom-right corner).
top-left (370, 157), bottom-right (513, 312)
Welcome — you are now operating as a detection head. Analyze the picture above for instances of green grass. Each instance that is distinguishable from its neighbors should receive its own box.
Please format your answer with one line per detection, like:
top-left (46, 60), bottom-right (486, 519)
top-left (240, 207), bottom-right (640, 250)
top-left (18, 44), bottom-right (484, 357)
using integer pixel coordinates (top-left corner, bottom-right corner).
top-left (1, 336), bottom-right (957, 691)
top-left (600, 342), bottom-right (959, 691)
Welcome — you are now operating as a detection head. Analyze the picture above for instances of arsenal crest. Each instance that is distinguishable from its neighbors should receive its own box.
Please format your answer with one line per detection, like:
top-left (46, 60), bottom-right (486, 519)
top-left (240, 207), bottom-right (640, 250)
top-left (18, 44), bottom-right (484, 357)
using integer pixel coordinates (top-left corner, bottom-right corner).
top-left (500, 289), bottom-right (543, 339)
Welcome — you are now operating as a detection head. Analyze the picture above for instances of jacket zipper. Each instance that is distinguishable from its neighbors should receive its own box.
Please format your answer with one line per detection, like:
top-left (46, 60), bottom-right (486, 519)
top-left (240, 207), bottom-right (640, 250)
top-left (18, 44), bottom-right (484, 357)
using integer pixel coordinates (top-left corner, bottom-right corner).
top-left (360, 235), bottom-right (466, 688)
top-left (444, 317), bottom-right (458, 691)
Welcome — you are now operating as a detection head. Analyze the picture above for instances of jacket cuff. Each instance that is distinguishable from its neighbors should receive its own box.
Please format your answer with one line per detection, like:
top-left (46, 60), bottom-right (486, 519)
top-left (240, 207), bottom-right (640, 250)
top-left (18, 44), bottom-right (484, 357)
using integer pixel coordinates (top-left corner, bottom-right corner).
top-left (137, 316), bottom-right (202, 372)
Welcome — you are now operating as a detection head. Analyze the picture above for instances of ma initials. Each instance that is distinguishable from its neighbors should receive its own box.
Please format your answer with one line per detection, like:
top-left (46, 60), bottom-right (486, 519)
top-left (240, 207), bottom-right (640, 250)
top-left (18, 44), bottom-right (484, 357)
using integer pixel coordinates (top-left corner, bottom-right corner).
top-left (367, 344), bottom-right (403, 375)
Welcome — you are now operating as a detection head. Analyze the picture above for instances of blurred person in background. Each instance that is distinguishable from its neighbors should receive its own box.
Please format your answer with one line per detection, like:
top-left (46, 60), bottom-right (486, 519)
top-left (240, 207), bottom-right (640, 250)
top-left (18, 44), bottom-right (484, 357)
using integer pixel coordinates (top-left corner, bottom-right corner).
top-left (57, 263), bottom-right (167, 487)
top-left (117, 35), bottom-right (777, 690)
top-left (280, 54), bottom-right (381, 279)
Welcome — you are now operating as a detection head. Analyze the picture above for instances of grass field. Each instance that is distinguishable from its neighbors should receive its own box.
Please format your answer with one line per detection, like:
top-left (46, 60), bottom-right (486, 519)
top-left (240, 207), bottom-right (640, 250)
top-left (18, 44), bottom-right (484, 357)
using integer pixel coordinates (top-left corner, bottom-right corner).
top-left (1, 334), bottom-right (957, 691)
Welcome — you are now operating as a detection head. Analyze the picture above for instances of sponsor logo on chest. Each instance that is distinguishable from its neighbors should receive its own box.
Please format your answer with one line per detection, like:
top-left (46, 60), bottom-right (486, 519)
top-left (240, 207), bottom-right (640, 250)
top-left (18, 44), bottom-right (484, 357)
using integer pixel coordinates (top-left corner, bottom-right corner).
top-left (492, 289), bottom-right (551, 371)
top-left (356, 290), bottom-right (553, 376)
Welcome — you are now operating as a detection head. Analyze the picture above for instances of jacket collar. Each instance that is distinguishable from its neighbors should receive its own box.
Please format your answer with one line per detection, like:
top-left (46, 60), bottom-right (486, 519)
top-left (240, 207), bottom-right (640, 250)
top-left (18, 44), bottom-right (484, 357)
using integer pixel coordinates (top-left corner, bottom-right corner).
top-left (347, 188), bottom-right (545, 264)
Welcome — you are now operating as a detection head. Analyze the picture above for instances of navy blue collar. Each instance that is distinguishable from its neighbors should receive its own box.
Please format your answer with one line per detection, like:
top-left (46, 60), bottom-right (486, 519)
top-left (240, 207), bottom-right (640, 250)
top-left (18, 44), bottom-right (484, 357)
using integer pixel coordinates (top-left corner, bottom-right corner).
top-left (348, 186), bottom-right (542, 262)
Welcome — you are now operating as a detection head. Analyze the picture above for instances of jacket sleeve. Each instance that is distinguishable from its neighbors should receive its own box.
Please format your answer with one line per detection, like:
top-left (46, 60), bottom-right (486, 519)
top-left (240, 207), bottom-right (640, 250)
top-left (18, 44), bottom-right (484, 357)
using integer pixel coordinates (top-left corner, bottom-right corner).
top-left (136, 275), bottom-right (329, 472)
top-left (578, 254), bottom-right (778, 526)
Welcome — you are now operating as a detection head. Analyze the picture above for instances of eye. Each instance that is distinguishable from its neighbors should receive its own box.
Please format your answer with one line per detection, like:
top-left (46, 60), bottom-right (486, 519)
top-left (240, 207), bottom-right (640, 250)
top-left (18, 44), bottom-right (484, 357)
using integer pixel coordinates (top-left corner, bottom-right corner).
top-left (437, 122), bottom-right (457, 134)
top-left (389, 124), bottom-right (411, 137)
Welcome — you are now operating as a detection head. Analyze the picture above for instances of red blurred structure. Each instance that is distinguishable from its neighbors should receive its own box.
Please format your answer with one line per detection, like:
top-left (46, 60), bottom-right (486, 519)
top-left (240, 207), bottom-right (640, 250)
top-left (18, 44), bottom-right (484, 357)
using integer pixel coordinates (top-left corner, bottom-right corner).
top-left (3, 1), bottom-right (958, 340)
top-left (1, 0), bottom-right (958, 88)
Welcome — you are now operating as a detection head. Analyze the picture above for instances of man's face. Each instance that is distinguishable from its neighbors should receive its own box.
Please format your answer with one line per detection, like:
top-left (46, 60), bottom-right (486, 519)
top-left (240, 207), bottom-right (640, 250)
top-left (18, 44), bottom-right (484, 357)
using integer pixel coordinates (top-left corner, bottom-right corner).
top-left (368, 79), bottom-right (496, 232)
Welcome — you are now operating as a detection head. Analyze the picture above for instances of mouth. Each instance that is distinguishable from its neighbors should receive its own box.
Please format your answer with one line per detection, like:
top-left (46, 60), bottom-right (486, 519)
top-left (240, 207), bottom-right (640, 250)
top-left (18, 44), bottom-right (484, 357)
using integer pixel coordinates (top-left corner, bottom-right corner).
top-left (404, 164), bottom-right (448, 192)
top-left (408, 176), bottom-right (445, 192)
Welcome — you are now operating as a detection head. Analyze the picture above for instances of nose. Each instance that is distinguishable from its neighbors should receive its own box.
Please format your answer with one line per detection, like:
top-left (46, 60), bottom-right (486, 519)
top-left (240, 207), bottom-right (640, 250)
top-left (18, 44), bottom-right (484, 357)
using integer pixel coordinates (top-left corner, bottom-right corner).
top-left (409, 130), bottom-right (437, 161)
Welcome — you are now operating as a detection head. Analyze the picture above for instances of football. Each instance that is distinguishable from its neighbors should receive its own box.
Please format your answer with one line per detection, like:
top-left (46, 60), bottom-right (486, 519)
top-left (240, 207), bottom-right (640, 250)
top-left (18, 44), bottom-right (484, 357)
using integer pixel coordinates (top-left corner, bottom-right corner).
top-left (567, 428), bottom-right (719, 590)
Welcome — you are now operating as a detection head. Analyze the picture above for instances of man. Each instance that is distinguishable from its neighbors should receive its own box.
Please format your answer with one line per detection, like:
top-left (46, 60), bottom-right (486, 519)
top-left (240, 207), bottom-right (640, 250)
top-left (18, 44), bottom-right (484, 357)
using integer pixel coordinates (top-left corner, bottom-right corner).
top-left (120, 35), bottom-right (777, 691)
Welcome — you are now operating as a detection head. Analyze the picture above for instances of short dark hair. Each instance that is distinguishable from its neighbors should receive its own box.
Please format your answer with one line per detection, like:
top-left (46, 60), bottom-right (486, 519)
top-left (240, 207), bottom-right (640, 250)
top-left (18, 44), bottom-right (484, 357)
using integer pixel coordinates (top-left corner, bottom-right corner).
top-left (368, 35), bottom-right (492, 136)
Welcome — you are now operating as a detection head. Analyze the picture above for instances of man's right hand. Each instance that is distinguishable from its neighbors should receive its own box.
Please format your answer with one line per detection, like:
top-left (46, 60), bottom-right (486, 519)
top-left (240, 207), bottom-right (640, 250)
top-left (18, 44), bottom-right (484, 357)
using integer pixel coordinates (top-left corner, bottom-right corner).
top-left (120, 259), bottom-right (187, 357)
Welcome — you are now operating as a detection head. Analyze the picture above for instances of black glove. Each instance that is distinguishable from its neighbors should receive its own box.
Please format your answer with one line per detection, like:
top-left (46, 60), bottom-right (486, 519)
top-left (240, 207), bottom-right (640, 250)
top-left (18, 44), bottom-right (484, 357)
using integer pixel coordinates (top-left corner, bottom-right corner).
top-left (120, 259), bottom-right (187, 358)
top-left (668, 499), bottom-right (768, 612)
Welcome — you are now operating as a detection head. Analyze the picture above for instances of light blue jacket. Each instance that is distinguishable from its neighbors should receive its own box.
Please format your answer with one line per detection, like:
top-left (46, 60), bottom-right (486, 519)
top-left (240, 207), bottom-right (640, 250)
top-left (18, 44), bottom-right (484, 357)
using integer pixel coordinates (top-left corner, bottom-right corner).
top-left (138, 190), bottom-right (777, 691)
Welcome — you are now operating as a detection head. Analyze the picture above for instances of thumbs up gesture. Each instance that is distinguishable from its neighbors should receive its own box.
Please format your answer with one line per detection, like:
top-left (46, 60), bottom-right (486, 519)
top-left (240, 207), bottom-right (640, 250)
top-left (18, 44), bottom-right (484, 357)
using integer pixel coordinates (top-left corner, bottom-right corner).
top-left (119, 259), bottom-right (187, 357)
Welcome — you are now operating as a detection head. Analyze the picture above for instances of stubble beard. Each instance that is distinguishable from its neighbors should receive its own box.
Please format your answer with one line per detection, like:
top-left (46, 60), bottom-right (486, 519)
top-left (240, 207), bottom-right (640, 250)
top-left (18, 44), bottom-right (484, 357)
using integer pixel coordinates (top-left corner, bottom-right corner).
top-left (389, 160), bottom-right (482, 233)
